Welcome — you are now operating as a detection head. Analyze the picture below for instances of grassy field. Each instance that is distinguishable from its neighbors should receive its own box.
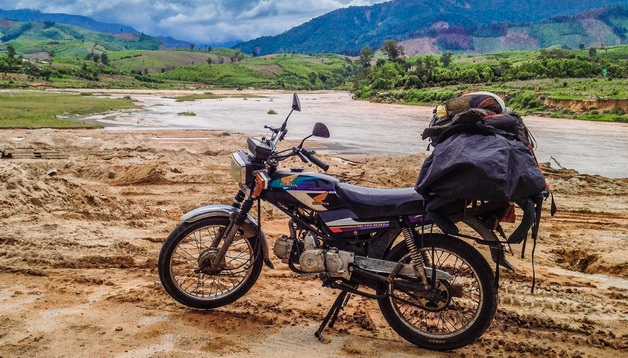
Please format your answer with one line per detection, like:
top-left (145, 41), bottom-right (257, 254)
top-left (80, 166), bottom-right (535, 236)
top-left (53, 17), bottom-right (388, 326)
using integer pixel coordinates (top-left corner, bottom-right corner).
top-left (0, 45), bottom-right (625, 126)
top-left (0, 91), bottom-right (136, 128)
top-left (482, 78), bottom-right (628, 100)
top-left (108, 50), bottom-right (221, 73)
top-left (451, 46), bottom-right (628, 71)
top-left (151, 53), bottom-right (351, 89)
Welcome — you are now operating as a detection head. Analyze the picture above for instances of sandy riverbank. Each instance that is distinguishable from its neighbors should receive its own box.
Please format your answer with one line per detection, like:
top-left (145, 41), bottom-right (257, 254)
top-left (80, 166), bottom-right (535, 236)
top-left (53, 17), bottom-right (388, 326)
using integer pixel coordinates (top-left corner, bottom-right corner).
top-left (1, 128), bottom-right (626, 357)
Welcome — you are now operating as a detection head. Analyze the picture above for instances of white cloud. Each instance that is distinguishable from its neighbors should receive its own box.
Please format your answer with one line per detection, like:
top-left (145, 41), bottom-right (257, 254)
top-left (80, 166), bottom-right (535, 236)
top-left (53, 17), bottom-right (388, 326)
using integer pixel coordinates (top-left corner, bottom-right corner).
top-left (0, 0), bottom-right (389, 44)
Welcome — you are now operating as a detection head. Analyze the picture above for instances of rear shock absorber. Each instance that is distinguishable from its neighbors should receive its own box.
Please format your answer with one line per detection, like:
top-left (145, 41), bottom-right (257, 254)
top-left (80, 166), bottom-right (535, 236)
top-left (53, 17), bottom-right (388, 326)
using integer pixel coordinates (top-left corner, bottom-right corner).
top-left (402, 227), bottom-right (429, 286)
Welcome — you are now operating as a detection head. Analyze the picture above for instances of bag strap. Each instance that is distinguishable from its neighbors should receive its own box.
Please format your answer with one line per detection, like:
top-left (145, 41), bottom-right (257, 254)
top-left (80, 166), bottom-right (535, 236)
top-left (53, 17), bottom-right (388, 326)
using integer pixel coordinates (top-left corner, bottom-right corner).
top-left (475, 121), bottom-right (518, 140)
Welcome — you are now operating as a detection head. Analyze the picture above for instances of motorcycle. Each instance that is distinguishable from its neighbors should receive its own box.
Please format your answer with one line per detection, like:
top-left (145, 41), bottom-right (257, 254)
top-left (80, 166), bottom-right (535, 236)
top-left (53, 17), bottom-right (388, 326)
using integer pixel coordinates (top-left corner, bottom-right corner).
top-left (158, 94), bottom-right (520, 351)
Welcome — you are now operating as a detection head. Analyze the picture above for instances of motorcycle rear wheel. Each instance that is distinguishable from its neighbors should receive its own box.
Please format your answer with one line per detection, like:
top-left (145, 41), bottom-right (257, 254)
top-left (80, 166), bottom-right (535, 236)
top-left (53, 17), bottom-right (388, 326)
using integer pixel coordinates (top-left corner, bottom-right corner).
top-left (378, 234), bottom-right (497, 351)
top-left (158, 217), bottom-right (263, 309)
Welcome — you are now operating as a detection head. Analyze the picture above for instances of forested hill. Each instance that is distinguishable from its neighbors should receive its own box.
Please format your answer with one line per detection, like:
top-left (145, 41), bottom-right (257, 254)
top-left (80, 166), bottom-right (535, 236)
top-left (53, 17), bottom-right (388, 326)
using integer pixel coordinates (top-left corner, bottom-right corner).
top-left (0, 20), bottom-right (161, 57)
top-left (0, 9), bottom-right (137, 35)
top-left (0, 9), bottom-right (192, 49)
top-left (234, 0), bottom-right (628, 55)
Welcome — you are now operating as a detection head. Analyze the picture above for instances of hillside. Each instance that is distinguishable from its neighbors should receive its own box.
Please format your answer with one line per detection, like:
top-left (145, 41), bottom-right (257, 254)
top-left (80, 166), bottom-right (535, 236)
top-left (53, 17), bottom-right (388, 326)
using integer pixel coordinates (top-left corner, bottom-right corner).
top-left (0, 8), bottom-right (192, 49)
top-left (108, 50), bottom-right (221, 73)
top-left (154, 53), bottom-right (352, 89)
top-left (0, 20), bottom-right (161, 58)
top-left (0, 9), bottom-right (137, 35)
top-left (234, 0), bottom-right (628, 55)
top-left (400, 6), bottom-right (628, 55)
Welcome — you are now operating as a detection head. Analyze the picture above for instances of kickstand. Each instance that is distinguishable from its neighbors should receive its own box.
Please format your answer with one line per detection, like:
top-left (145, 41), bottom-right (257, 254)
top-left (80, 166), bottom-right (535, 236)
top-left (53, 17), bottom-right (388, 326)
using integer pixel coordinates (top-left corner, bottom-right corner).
top-left (315, 290), bottom-right (351, 341)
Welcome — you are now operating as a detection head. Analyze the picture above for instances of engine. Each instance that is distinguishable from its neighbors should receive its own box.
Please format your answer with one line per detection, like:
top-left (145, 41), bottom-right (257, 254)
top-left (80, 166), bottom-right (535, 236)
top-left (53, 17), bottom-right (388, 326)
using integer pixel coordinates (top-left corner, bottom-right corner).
top-left (272, 235), bottom-right (355, 280)
top-left (272, 235), bottom-right (295, 263)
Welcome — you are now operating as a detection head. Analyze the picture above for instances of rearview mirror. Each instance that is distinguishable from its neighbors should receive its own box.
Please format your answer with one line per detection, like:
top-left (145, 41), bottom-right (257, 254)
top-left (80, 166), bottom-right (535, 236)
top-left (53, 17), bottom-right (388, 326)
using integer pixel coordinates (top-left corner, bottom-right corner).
top-left (312, 122), bottom-right (330, 138)
top-left (292, 93), bottom-right (301, 112)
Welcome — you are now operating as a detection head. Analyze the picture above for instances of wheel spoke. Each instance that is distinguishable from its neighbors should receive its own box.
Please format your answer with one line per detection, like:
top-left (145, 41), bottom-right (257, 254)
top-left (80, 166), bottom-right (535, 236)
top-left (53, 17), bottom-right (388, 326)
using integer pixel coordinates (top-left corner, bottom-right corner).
top-left (388, 245), bottom-right (485, 338)
top-left (169, 224), bottom-right (255, 301)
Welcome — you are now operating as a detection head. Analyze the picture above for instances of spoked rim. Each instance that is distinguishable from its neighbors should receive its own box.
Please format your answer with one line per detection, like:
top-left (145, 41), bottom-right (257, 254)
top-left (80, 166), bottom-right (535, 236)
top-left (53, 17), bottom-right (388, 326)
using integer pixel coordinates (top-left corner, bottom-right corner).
top-left (168, 224), bottom-right (256, 301)
top-left (388, 248), bottom-right (484, 339)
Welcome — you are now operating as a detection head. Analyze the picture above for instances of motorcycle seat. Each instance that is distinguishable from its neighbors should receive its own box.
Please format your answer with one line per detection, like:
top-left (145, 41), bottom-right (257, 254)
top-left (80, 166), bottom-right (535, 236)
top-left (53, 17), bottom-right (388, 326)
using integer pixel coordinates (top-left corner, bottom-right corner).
top-left (335, 183), bottom-right (425, 219)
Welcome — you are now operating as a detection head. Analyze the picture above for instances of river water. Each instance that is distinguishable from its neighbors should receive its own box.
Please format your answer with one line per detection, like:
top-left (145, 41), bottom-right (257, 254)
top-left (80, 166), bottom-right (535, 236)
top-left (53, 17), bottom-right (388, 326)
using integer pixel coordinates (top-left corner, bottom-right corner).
top-left (93, 91), bottom-right (628, 178)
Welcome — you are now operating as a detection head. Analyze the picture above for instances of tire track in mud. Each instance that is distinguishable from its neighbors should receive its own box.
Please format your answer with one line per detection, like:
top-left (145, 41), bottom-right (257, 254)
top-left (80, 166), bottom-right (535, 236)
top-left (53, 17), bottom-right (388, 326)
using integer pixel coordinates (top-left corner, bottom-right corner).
top-left (485, 270), bottom-right (628, 356)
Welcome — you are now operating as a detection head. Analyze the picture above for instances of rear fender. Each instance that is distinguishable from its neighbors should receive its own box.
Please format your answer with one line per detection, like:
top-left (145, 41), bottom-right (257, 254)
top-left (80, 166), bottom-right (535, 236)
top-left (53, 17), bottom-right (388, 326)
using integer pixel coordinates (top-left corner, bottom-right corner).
top-left (457, 215), bottom-right (514, 271)
top-left (181, 204), bottom-right (273, 268)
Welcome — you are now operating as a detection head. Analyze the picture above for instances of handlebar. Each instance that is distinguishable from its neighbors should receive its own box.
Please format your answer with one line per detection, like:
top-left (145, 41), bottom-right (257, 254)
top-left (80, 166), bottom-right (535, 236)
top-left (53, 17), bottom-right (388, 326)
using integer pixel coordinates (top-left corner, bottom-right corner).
top-left (301, 148), bottom-right (329, 172)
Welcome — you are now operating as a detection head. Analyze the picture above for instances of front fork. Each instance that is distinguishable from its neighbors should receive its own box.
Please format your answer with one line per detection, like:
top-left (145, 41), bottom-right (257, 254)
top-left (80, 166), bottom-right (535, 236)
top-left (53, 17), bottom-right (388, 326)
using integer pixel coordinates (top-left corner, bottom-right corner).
top-left (208, 186), bottom-right (260, 272)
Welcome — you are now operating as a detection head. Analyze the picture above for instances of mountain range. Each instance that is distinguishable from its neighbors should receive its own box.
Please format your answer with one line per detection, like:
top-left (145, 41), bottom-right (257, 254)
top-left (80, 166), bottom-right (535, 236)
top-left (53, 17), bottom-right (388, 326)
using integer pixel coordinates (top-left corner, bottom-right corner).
top-left (234, 0), bottom-right (628, 55)
top-left (1, 1), bottom-right (628, 57)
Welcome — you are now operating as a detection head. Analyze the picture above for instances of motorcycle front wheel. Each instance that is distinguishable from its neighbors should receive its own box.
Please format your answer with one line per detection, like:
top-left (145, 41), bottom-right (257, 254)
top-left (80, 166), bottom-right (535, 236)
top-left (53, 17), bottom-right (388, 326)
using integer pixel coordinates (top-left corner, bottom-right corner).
top-left (378, 234), bottom-right (497, 351)
top-left (158, 217), bottom-right (263, 309)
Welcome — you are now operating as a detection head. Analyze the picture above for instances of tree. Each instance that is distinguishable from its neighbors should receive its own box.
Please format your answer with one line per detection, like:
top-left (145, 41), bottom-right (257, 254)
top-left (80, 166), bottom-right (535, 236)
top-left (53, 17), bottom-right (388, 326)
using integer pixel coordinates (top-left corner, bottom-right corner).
top-left (589, 47), bottom-right (597, 58)
top-left (101, 53), bottom-right (110, 66)
top-left (7, 45), bottom-right (16, 59)
top-left (231, 49), bottom-right (244, 63)
top-left (189, 43), bottom-right (195, 51)
top-left (207, 57), bottom-right (212, 65)
top-left (578, 43), bottom-right (585, 50)
top-left (368, 61), bottom-right (405, 90)
top-left (440, 52), bottom-right (453, 67)
top-left (382, 40), bottom-right (404, 62)
top-left (358, 45), bottom-right (374, 68)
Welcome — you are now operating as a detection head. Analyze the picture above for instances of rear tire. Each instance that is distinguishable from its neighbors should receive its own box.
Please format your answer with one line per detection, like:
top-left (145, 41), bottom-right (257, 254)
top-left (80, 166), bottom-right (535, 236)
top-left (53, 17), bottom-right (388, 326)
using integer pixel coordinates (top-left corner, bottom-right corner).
top-left (378, 235), bottom-right (497, 351)
top-left (158, 217), bottom-right (263, 309)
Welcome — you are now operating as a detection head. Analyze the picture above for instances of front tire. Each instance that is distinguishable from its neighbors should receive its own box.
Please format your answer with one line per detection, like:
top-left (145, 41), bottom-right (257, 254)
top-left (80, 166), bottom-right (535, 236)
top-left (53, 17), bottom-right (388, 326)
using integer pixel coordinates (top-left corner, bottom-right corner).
top-left (378, 235), bottom-right (497, 351)
top-left (158, 217), bottom-right (263, 309)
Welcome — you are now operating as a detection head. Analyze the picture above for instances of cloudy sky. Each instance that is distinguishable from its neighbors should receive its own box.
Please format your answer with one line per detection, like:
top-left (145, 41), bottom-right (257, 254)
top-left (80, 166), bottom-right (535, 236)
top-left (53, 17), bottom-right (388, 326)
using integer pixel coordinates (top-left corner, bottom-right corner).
top-left (0, 0), bottom-right (389, 45)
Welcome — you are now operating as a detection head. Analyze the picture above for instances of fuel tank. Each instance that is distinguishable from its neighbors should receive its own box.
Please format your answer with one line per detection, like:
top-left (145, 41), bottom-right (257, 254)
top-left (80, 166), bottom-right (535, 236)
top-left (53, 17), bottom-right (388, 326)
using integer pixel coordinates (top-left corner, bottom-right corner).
top-left (264, 169), bottom-right (396, 238)
top-left (265, 169), bottom-right (342, 211)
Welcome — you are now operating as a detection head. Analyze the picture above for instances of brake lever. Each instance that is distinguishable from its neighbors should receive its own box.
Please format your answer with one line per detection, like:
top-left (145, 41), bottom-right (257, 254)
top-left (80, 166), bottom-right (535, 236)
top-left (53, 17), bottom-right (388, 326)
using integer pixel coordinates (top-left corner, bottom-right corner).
top-left (296, 148), bottom-right (311, 165)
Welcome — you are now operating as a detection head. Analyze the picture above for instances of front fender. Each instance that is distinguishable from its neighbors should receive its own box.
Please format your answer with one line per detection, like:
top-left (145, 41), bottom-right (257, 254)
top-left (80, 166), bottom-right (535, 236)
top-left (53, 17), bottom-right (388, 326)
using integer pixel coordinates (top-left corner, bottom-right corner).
top-left (181, 204), bottom-right (273, 269)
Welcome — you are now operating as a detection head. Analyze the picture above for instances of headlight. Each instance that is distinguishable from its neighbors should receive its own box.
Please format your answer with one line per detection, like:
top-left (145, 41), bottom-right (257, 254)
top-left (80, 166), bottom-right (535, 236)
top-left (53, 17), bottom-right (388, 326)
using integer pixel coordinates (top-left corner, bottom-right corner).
top-left (230, 151), bottom-right (248, 186)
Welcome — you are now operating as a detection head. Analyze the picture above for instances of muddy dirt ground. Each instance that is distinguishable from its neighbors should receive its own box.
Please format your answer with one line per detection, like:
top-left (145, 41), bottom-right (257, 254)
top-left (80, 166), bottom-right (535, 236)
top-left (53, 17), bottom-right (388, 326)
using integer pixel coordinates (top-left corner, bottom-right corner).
top-left (1, 128), bottom-right (626, 357)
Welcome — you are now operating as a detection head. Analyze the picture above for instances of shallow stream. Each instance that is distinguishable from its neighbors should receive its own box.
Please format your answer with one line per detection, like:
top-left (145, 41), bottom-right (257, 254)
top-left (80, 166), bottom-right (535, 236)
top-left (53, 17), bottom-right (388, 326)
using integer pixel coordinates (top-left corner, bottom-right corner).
top-left (91, 91), bottom-right (627, 178)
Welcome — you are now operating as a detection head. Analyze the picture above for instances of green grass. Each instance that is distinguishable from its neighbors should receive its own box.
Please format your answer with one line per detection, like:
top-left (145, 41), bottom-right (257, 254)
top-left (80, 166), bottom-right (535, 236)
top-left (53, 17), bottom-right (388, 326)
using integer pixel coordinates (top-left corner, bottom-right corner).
top-left (177, 111), bottom-right (196, 116)
top-left (575, 110), bottom-right (627, 122)
top-left (0, 91), bottom-right (136, 128)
